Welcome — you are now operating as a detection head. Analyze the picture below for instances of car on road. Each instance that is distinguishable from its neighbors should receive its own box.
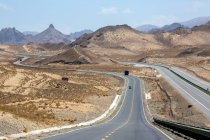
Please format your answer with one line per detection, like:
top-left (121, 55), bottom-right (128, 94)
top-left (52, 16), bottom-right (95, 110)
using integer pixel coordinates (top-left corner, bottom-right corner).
top-left (124, 70), bottom-right (129, 76)
top-left (129, 86), bottom-right (132, 89)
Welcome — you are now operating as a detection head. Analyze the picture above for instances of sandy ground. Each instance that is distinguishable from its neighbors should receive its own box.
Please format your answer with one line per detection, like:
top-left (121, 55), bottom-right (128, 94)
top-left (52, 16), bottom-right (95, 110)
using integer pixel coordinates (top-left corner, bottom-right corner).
top-left (0, 62), bottom-right (123, 136)
top-left (131, 67), bottom-right (210, 139)
top-left (0, 44), bottom-right (66, 56)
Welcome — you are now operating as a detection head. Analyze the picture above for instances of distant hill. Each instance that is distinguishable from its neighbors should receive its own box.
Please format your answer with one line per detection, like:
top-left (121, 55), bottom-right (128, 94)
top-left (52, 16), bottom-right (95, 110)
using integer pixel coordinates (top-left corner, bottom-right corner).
top-left (36, 46), bottom-right (109, 65)
top-left (181, 16), bottom-right (210, 28)
top-left (0, 27), bottom-right (26, 44)
top-left (136, 16), bottom-right (210, 33)
top-left (30, 24), bottom-right (71, 43)
top-left (136, 25), bottom-right (159, 33)
top-left (70, 24), bottom-right (164, 50)
top-left (161, 23), bottom-right (185, 32)
top-left (0, 24), bottom-right (72, 44)
top-left (192, 21), bottom-right (210, 32)
top-left (159, 21), bottom-right (210, 47)
top-left (23, 31), bottom-right (39, 36)
top-left (136, 23), bottom-right (185, 33)
top-left (69, 30), bottom-right (93, 40)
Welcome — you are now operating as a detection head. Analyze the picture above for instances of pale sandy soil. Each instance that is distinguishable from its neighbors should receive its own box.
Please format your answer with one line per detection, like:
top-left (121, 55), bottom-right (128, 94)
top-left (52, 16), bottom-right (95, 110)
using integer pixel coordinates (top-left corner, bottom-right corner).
top-left (129, 67), bottom-right (210, 139)
top-left (0, 62), bottom-right (123, 135)
top-left (0, 44), bottom-right (66, 56)
top-left (0, 51), bottom-right (16, 62)
top-left (145, 56), bottom-right (210, 83)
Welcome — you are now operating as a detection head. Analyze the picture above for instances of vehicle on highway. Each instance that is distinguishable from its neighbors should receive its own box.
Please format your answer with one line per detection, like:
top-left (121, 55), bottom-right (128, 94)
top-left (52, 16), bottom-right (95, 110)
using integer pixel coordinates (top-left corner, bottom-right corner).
top-left (124, 70), bottom-right (129, 76)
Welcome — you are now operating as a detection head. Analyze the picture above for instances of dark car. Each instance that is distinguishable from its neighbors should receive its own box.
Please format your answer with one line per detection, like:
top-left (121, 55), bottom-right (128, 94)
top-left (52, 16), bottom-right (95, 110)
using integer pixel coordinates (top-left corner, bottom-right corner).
top-left (124, 71), bottom-right (129, 76)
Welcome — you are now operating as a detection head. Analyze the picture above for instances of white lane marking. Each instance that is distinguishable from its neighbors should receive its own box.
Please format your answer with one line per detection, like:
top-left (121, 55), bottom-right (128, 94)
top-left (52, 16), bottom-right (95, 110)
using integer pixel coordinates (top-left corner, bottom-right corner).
top-left (110, 77), bottom-right (136, 132)
top-left (161, 68), bottom-right (210, 105)
top-left (38, 76), bottom-right (129, 140)
top-left (102, 77), bottom-right (136, 139)
top-left (172, 67), bottom-right (210, 88)
top-left (159, 69), bottom-right (210, 112)
top-left (139, 78), bottom-right (173, 140)
top-left (135, 63), bottom-right (210, 113)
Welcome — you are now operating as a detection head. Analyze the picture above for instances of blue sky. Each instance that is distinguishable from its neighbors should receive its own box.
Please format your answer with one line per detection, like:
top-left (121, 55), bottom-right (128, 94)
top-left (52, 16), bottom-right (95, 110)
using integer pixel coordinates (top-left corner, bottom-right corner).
top-left (0, 0), bottom-right (210, 34)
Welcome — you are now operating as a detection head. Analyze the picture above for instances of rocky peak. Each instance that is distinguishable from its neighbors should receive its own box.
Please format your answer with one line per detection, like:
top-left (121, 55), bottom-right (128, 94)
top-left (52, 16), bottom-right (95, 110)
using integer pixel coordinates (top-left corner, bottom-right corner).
top-left (49, 24), bottom-right (55, 29)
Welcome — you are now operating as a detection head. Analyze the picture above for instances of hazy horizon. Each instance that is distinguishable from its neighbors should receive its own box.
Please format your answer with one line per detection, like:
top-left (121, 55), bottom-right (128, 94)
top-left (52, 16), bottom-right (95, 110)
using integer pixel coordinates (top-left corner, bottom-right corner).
top-left (0, 0), bottom-right (210, 33)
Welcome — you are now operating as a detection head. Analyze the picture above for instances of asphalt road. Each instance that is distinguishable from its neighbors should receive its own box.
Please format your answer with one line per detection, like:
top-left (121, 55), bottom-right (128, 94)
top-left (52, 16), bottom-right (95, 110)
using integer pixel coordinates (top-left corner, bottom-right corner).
top-left (134, 63), bottom-right (210, 118)
top-left (170, 67), bottom-right (210, 91)
top-left (13, 58), bottom-right (171, 140)
top-left (40, 76), bottom-right (170, 140)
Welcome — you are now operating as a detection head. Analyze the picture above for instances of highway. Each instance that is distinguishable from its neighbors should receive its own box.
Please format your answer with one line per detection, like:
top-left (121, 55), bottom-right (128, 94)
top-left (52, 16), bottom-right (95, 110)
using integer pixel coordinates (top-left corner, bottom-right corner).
top-left (134, 63), bottom-right (210, 118)
top-left (40, 76), bottom-right (170, 140)
top-left (12, 57), bottom-right (171, 140)
top-left (170, 67), bottom-right (210, 91)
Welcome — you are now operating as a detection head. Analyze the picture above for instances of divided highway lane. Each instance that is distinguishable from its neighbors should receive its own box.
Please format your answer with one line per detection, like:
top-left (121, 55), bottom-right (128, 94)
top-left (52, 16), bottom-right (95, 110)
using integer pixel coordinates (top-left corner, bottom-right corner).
top-left (170, 67), bottom-right (210, 91)
top-left (134, 63), bottom-right (210, 118)
top-left (41, 76), bottom-right (171, 140)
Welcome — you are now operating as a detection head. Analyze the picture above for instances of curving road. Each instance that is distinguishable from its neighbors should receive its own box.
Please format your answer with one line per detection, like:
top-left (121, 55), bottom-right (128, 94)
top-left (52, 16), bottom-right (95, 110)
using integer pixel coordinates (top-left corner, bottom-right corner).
top-left (13, 57), bottom-right (171, 140)
top-left (170, 67), bottom-right (210, 91)
top-left (40, 76), bottom-right (170, 140)
top-left (134, 63), bottom-right (210, 118)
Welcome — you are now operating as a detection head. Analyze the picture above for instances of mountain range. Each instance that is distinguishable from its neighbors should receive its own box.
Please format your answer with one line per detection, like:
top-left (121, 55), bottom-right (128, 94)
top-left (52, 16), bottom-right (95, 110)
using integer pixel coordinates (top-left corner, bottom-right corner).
top-left (0, 27), bottom-right (26, 44)
top-left (135, 25), bottom-right (158, 33)
top-left (0, 24), bottom-right (93, 44)
top-left (40, 20), bottom-right (210, 64)
top-left (29, 24), bottom-right (71, 43)
top-left (1, 16), bottom-right (210, 44)
top-left (136, 16), bottom-right (210, 32)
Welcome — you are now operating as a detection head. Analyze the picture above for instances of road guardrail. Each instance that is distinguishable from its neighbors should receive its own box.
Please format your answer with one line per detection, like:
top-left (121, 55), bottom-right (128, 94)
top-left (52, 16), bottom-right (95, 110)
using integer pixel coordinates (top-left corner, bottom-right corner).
top-left (154, 117), bottom-right (210, 139)
top-left (168, 69), bottom-right (210, 96)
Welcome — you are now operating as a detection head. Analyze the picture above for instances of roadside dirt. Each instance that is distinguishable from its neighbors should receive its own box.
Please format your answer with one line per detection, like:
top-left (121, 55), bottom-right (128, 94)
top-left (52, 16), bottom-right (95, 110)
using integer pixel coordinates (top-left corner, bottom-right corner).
top-left (0, 62), bottom-right (123, 136)
top-left (144, 77), bottom-right (210, 127)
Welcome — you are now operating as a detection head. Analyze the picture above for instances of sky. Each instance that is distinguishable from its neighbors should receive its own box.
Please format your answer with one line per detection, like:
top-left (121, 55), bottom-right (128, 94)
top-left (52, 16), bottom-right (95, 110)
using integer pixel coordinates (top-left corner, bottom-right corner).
top-left (0, 0), bottom-right (210, 34)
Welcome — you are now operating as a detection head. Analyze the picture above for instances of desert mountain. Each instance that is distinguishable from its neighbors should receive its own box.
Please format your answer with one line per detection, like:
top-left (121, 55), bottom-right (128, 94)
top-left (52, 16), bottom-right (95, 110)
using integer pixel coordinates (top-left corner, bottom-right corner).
top-left (157, 21), bottom-right (210, 47)
top-left (23, 31), bottom-right (39, 36)
top-left (69, 30), bottom-right (93, 41)
top-left (0, 27), bottom-right (26, 44)
top-left (137, 23), bottom-right (185, 33)
top-left (0, 25), bottom-right (72, 44)
top-left (161, 23), bottom-right (185, 32)
top-left (36, 46), bottom-right (110, 65)
top-left (38, 24), bottom-right (167, 64)
top-left (192, 21), bottom-right (210, 32)
top-left (136, 25), bottom-right (159, 33)
top-left (137, 16), bottom-right (210, 33)
top-left (181, 16), bottom-right (210, 28)
top-left (68, 24), bottom-right (164, 51)
top-left (30, 24), bottom-right (71, 43)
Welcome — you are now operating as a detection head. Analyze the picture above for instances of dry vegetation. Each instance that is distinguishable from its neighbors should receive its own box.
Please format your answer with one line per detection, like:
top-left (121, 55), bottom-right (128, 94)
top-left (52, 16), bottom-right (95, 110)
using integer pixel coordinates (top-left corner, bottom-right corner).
top-left (0, 62), bottom-right (123, 135)
top-left (0, 43), bottom-right (67, 56)
top-left (1, 22), bottom-right (210, 138)
top-left (139, 68), bottom-right (210, 127)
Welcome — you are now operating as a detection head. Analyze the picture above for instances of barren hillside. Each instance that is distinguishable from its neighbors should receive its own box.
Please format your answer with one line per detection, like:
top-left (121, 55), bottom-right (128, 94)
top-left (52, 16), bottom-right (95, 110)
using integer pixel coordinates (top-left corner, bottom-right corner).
top-left (37, 25), bottom-right (167, 64)
top-left (0, 43), bottom-right (69, 56)
top-left (159, 22), bottom-right (210, 47)
top-left (36, 46), bottom-right (112, 65)
top-left (70, 25), bottom-right (164, 51)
